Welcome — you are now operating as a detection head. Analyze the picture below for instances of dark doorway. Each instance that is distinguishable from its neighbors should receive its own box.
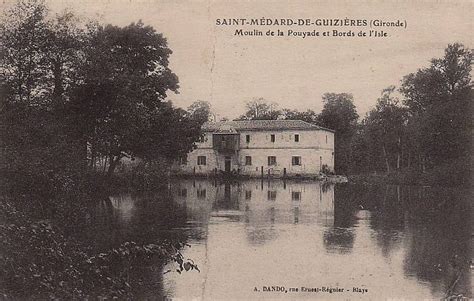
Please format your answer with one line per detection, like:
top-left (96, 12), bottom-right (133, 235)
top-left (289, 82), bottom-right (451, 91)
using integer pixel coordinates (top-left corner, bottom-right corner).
top-left (225, 156), bottom-right (231, 172)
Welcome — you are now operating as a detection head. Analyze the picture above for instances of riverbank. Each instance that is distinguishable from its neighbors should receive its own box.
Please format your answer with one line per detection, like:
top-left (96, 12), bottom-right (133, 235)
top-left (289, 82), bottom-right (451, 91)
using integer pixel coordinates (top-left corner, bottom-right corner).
top-left (0, 193), bottom-right (198, 300)
top-left (171, 172), bottom-right (348, 182)
top-left (347, 165), bottom-right (471, 187)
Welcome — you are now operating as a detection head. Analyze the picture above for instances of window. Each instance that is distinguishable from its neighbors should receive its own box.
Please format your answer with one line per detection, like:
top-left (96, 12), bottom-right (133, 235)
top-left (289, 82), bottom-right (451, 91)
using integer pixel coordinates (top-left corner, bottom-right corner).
top-left (245, 156), bottom-right (252, 166)
top-left (245, 190), bottom-right (252, 200)
top-left (197, 188), bottom-right (206, 199)
top-left (326, 135), bottom-right (328, 144)
top-left (292, 191), bottom-right (301, 201)
top-left (268, 156), bottom-right (277, 166)
top-left (267, 190), bottom-right (277, 200)
top-left (198, 135), bottom-right (206, 143)
top-left (197, 156), bottom-right (206, 165)
top-left (246, 135), bottom-right (250, 143)
top-left (292, 156), bottom-right (302, 166)
top-left (270, 134), bottom-right (275, 142)
top-left (294, 134), bottom-right (299, 142)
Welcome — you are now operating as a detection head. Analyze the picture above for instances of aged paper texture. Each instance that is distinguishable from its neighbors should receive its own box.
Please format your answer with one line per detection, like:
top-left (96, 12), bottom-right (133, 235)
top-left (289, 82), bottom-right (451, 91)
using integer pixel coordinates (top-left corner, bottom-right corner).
top-left (0, 0), bottom-right (472, 300)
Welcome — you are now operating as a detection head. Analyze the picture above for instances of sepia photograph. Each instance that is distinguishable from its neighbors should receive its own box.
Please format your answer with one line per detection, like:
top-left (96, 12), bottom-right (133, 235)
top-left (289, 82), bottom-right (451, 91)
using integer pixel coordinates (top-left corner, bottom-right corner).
top-left (0, 0), bottom-right (472, 300)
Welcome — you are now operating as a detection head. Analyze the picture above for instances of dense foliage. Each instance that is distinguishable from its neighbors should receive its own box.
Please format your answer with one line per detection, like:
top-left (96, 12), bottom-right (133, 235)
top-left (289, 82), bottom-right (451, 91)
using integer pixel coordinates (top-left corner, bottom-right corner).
top-left (317, 93), bottom-right (359, 174)
top-left (0, 0), bottom-right (202, 194)
top-left (0, 1), bottom-right (202, 298)
top-left (0, 197), bottom-right (198, 299)
top-left (352, 44), bottom-right (472, 185)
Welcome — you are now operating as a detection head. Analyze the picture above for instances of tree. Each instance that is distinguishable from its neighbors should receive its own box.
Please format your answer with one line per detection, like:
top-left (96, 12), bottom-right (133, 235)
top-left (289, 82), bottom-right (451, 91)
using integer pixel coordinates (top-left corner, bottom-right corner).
top-left (0, 0), bottom-right (50, 105)
top-left (187, 100), bottom-right (212, 124)
top-left (0, 0), bottom-right (87, 194)
top-left (318, 93), bottom-right (359, 174)
top-left (363, 87), bottom-right (408, 173)
top-left (400, 43), bottom-right (472, 170)
top-left (0, 1), bottom-right (87, 105)
top-left (237, 97), bottom-right (281, 120)
top-left (281, 108), bottom-right (318, 123)
top-left (70, 21), bottom-right (182, 176)
top-left (45, 10), bottom-right (88, 103)
top-left (350, 121), bottom-right (374, 174)
top-left (135, 101), bottom-right (201, 163)
top-left (1, 0), bottom-right (201, 187)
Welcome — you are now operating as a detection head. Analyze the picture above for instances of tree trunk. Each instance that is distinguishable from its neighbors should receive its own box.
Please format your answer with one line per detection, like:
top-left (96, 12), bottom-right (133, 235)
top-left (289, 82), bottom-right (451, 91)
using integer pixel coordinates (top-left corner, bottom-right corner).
top-left (52, 57), bottom-right (64, 99)
top-left (397, 137), bottom-right (401, 170)
top-left (81, 137), bottom-right (88, 170)
top-left (107, 155), bottom-right (120, 178)
top-left (397, 185), bottom-right (401, 204)
top-left (382, 144), bottom-right (390, 173)
top-left (102, 156), bottom-right (108, 174)
top-left (90, 143), bottom-right (96, 170)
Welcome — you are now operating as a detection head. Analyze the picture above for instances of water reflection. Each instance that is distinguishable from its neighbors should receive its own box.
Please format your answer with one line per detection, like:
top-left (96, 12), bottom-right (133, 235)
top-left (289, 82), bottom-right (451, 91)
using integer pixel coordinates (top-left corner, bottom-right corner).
top-left (401, 187), bottom-right (472, 299)
top-left (79, 180), bottom-right (471, 300)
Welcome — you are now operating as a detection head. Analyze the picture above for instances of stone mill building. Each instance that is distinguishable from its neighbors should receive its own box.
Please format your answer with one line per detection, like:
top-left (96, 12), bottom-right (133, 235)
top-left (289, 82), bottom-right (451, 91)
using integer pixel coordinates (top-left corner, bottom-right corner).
top-left (174, 120), bottom-right (335, 177)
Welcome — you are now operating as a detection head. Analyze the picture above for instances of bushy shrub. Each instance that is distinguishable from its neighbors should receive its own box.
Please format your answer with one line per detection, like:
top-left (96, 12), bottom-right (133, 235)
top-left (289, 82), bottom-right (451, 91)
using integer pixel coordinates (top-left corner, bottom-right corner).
top-left (0, 198), bottom-right (198, 299)
top-left (321, 164), bottom-right (334, 175)
top-left (110, 159), bottom-right (171, 192)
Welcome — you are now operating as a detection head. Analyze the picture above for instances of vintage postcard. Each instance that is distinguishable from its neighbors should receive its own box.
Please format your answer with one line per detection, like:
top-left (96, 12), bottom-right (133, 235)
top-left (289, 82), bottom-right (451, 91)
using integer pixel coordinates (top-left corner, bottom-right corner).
top-left (0, 0), bottom-right (472, 300)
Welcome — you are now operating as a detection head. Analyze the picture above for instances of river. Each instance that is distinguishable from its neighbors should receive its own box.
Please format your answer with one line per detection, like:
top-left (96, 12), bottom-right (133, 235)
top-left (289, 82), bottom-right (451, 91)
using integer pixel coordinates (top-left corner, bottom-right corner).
top-left (79, 179), bottom-right (471, 300)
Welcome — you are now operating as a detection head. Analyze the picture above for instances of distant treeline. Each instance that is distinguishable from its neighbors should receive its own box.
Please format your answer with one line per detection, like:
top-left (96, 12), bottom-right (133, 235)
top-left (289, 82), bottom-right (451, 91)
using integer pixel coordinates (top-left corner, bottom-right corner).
top-left (229, 44), bottom-right (472, 185)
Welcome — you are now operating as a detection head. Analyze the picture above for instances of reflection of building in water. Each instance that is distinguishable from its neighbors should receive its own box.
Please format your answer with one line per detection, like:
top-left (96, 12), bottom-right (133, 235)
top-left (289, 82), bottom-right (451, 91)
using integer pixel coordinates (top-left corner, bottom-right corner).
top-left (237, 180), bottom-right (334, 226)
top-left (106, 182), bottom-right (470, 300)
top-left (170, 179), bottom-right (335, 248)
top-left (170, 179), bottom-right (335, 240)
top-left (170, 179), bottom-right (218, 223)
top-left (172, 120), bottom-right (334, 177)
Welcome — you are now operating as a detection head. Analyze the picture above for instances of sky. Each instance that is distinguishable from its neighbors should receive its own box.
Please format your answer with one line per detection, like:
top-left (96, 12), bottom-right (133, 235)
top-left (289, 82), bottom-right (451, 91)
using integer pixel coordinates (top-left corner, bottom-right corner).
top-left (2, 0), bottom-right (473, 120)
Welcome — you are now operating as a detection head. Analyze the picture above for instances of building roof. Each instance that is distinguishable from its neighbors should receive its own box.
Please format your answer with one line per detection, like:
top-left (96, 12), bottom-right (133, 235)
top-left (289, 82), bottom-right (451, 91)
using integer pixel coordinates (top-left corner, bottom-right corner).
top-left (202, 120), bottom-right (334, 133)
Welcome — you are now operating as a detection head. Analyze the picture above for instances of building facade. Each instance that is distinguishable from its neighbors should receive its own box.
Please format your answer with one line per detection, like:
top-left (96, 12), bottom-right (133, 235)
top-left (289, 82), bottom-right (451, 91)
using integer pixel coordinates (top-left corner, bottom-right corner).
top-left (174, 120), bottom-right (335, 177)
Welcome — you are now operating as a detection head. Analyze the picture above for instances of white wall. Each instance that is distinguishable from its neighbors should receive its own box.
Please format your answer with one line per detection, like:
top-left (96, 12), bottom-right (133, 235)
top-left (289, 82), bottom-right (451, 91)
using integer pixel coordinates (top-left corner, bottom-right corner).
top-left (239, 147), bottom-right (334, 176)
top-left (175, 129), bottom-right (335, 176)
top-left (238, 129), bottom-right (334, 150)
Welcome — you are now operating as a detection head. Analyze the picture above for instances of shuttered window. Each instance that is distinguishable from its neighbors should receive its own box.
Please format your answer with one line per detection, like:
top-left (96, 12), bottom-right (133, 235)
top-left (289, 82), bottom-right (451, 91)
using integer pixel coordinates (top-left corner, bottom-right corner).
top-left (197, 156), bottom-right (206, 165)
top-left (245, 156), bottom-right (252, 165)
top-left (292, 156), bottom-right (302, 166)
top-left (268, 156), bottom-right (277, 166)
